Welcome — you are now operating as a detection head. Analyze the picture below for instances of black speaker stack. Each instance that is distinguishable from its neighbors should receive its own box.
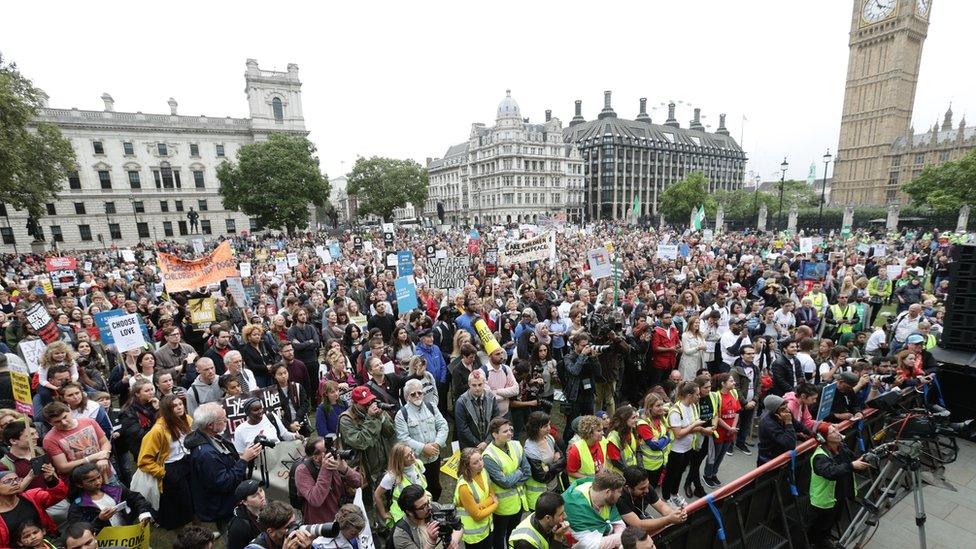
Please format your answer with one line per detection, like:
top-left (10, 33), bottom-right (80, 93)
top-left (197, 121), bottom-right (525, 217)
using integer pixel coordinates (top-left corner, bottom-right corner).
top-left (940, 244), bottom-right (976, 352)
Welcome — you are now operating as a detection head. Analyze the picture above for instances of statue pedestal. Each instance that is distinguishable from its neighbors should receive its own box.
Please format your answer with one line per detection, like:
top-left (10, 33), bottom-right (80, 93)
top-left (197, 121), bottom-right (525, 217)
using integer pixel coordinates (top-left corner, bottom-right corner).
top-left (30, 240), bottom-right (47, 255)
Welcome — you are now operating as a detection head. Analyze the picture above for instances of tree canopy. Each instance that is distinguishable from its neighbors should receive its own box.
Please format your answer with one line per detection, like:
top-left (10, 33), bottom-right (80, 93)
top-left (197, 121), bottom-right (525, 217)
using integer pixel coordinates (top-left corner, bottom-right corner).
top-left (216, 133), bottom-right (329, 235)
top-left (0, 54), bottom-right (76, 221)
top-left (659, 171), bottom-right (716, 223)
top-left (714, 188), bottom-right (776, 220)
top-left (346, 156), bottom-right (428, 222)
top-left (902, 149), bottom-right (976, 212)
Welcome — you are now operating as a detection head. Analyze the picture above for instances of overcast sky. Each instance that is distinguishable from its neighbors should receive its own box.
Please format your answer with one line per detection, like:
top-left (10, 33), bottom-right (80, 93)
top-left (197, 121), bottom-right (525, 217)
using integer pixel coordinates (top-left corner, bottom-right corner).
top-left (5, 0), bottom-right (974, 185)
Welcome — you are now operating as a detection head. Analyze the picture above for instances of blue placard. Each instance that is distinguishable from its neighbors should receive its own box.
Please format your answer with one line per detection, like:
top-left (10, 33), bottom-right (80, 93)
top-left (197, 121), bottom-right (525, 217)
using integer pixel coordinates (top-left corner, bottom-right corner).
top-left (329, 242), bottom-right (342, 259)
top-left (799, 260), bottom-right (829, 281)
top-left (395, 277), bottom-right (418, 312)
top-left (397, 250), bottom-right (414, 277)
top-left (94, 310), bottom-right (151, 346)
top-left (679, 243), bottom-right (690, 258)
top-left (816, 382), bottom-right (837, 421)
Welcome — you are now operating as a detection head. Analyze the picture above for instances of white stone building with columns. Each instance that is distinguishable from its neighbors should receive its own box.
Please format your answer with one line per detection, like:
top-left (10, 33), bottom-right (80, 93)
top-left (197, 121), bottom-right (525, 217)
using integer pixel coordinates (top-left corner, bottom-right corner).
top-left (426, 90), bottom-right (584, 226)
top-left (0, 59), bottom-right (308, 252)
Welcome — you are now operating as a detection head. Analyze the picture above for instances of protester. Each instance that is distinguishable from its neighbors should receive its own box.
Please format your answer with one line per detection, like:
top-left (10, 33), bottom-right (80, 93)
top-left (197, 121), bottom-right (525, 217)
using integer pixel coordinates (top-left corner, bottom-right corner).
top-left (136, 393), bottom-right (194, 531)
top-left (65, 462), bottom-right (154, 532)
top-left (227, 480), bottom-right (265, 549)
top-left (617, 466), bottom-right (687, 534)
top-left (562, 470), bottom-right (626, 549)
top-left (338, 385), bottom-right (396, 486)
top-left (395, 378), bottom-right (449, 500)
top-left (0, 464), bottom-right (66, 547)
top-left (456, 370), bottom-right (501, 451)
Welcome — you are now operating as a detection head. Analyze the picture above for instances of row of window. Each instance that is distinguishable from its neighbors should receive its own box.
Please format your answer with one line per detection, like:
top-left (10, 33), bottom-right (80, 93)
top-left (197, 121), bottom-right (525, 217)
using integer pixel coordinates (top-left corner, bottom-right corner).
top-left (68, 167), bottom-right (208, 191)
top-left (93, 140), bottom-right (225, 159)
top-left (891, 150), bottom-right (952, 168)
top-left (0, 218), bottom-right (240, 246)
top-left (51, 198), bottom-right (211, 216)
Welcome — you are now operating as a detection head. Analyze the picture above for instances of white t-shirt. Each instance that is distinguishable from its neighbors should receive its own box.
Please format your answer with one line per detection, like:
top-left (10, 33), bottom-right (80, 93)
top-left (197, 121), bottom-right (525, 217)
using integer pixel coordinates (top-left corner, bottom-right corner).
top-left (232, 414), bottom-right (296, 453)
top-left (866, 328), bottom-right (887, 353)
top-left (720, 332), bottom-right (750, 366)
top-left (379, 465), bottom-right (424, 491)
top-left (668, 403), bottom-right (696, 453)
top-left (796, 352), bottom-right (817, 375)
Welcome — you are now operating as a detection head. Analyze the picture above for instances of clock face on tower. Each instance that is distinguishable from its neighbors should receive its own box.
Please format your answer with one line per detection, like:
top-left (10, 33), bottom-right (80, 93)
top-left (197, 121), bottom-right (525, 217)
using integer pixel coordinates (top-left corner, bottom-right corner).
top-left (862, 0), bottom-right (897, 24)
top-left (916, 0), bottom-right (930, 17)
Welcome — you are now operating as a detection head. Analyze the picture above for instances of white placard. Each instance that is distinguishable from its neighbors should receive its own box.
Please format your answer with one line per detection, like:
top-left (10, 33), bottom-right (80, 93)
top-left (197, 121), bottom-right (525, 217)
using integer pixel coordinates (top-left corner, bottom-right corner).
top-left (191, 238), bottom-right (204, 255)
top-left (239, 262), bottom-right (252, 278)
top-left (315, 246), bottom-right (333, 264)
top-left (83, 261), bottom-right (92, 272)
top-left (857, 243), bottom-right (870, 254)
top-left (702, 229), bottom-right (714, 243)
top-left (873, 244), bottom-right (887, 257)
top-left (656, 244), bottom-right (679, 260)
top-left (286, 252), bottom-right (299, 267)
top-left (226, 276), bottom-right (249, 307)
top-left (275, 258), bottom-right (289, 275)
top-left (383, 361), bottom-right (396, 375)
top-left (19, 338), bottom-right (46, 374)
top-left (381, 223), bottom-right (395, 234)
top-left (364, 241), bottom-right (374, 253)
top-left (386, 253), bottom-right (398, 268)
top-left (435, 249), bottom-right (448, 260)
top-left (109, 313), bottom-right (146, 353)
top-left (799, 237), bottom-right (813, 254)
top-left (587, 248), bottom-right (613, 280)
top-left (886, 265), bottom-right (903, 279)
top-left (120, 249), bottom-right (135, 263)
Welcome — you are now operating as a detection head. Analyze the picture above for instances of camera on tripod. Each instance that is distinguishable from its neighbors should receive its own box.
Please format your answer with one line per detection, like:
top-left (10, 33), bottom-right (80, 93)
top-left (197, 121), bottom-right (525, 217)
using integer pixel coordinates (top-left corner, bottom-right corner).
top-left (253, 434), bottom-right (277, 449)
top-left (322, 433), bottom-right (356, 461)
top-left (430, 502), bottom-right (462, 546)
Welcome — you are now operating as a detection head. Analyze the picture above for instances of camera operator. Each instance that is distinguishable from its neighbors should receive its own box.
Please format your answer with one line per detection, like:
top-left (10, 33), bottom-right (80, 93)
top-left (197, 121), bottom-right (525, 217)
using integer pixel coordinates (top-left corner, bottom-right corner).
top-left (393, 484), bottom-right (463, 549)
top-left (338, 386), bottom-right (395, 487)
top-left (395, 379), bottom-right (450, 500)
top-left (561, 332), bottom-right (600, 442)
top-left (295, 436), bottom-right (363, 524)
top-left (244, 501), bottom-right (313, 549)
top-left (806, 428), bottom-right (870, 548)
top-left (232, 397), bottom-right (298, 454)
top-left (509, 491), bottom-right (571, 549)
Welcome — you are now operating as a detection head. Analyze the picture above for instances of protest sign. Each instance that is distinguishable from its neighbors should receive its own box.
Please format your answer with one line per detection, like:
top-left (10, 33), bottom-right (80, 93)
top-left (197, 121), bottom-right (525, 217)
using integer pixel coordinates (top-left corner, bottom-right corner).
top-left (587, 248), bottom-right (613, 280)
top-left (425, 244), bottom-right (436, 259)
top-left (109, 313), bottom-right (146, 353)
top-left (45, 257), bottom-right (77, 289)
top-left (474, 317), bottom-right (502, 355)
top-left (656, 244), bottom-right (679, 260)
top-left (226, 276), bottom-right (249, 307)
top-left (383, 223), bottom-right (395, 248)
top-left (353, 236), bottom-right (363, 252)
top-left (96, 522), bottom-right (151, 549)
top-left (679, 243), bottom-right (691, 258)
top-left (500, 231), bottom-right (555, 266)
top-left (94, 310), bottom-right (150, 346)
top-left (799, 260), bottom-right (829, 281)
top-left (385, 253), bottom-right (398, 272)
top-left (9, 355), bottom-right (32, 416)
top-left (397, 250), bottom-right (414, 277)
top-left (157, 241), bottom-right (238, 293)
top-left (120, 249), bottom-right (136, 263)
top-left (703, 229), bottom-right (714, 242)
top-left (329, 242), bottom-right (342, 259)
top-left (315, 246), bottom-right (333, 264)
top-left (286, 252), bottom-right (299, 267)
top-left (873, 244), bottom-right (887, 257)
top-left (83, 261), bottom-right (92, 272)
top-left (426, 257), bottom-right (468, 289)
top-left (38, 276), bottom-right (54, 297)
top-left (440, 450), bottom-right (461, 479)
top-left (239, 262), bottom-right (252, 278)
top-left (274, 258), bottom-right (289, 275)
top-left (18, 338), bottom-right (46, 375)
top-left (817, 383), bottom-right (837, 421)
top-left (25, 302), bottom-right (60, 344)
top-left (435, 249), bottom-right (447, 260)
top-left (188, 297), bottom-right (216, 330)
top-left (190, 237), bottom-right (205, 255)
top-left (857, 243), bottom-right (870, 254)
top-left (799, 237), bottom-right (814, 254)
top-left (222, 387), bottom-right (283, 434)
top-left (364, 240), bottom-right (374, 253)
top-left (395, 276), bottom-right (418, 311)
top-left (887, 265), bottom-right (903, 279)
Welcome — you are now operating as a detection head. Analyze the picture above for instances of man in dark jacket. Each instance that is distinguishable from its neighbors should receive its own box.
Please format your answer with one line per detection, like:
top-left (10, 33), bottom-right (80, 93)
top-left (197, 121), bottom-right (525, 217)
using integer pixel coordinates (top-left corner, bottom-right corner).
top-left (770, 338), bottom-right (803, 397)
top-left (454, 370), bottom-right (500, 450)
top-left (449, 343), bottom-right (480, 402)
top-left (756, 394), bottom-right (811, 466)
top-left (729, 345), bottom-right (761, 454)
top-left (227, 480), bottom-right (265, 549)
top-left (185, 402), bottom-right (262, 533)
top-left (561, 332), bottom-right (600, 441)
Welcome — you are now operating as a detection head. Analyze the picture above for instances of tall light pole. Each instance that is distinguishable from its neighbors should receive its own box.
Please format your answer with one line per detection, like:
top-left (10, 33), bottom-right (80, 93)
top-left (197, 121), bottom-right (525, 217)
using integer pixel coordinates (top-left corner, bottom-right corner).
top-left (777, 157), bottom-right (789, 230)
top-left (819, 149), bottom-right (833, 232)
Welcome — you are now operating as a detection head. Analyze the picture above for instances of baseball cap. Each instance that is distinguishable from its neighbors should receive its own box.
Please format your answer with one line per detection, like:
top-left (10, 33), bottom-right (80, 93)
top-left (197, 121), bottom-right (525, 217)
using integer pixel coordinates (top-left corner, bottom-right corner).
top-left (234, 479), bottom-right (261, 501)
top-left (905, 334), bottom-right (925, 345)
top-left (351, 386), bottom-right (376, 406)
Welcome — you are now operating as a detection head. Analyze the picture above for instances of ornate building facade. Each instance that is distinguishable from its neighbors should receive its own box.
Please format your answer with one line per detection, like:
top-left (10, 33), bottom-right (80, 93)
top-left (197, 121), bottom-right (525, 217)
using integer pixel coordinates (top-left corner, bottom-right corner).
top-left (426, 91), bottom-right (584, 226)
top-left (1, 59), bottom-right (307, 252)
top-left (885, 106), bottom-right (975, 194)
top-left (563, 92), bottom-right (745, 221)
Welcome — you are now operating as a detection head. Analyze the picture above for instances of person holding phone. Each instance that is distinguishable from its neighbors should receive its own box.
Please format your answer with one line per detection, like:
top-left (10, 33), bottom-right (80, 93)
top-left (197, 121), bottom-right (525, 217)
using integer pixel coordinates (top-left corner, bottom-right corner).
top-left (65, 462), bottom-right (154, 533)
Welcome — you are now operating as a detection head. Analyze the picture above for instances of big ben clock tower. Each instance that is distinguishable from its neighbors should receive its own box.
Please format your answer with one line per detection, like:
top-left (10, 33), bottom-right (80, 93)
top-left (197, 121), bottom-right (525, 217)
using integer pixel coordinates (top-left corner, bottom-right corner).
top-left (833, 0), bottom-right (931, 205)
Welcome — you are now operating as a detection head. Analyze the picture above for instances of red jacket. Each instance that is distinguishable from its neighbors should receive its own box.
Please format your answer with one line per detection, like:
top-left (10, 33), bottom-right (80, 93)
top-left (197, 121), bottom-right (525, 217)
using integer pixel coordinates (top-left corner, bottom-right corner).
top-left (0, 477), bottom-right (68, 546)
top-left (651, 325), bottom-right (680, 370)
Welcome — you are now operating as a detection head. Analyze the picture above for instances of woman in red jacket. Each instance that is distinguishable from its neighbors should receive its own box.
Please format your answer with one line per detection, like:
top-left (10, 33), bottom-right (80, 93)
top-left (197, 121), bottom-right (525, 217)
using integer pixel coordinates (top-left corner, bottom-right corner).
top-left (0, 464), bottom-right (68, 547)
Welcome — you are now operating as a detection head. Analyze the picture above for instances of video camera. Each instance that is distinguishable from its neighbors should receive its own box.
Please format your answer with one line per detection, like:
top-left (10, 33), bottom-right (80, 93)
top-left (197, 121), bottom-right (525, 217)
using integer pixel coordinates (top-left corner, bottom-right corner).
top-left (866, 390), bottom-right (975, 466)
top-left (430, 502), bottom-right (462, 546)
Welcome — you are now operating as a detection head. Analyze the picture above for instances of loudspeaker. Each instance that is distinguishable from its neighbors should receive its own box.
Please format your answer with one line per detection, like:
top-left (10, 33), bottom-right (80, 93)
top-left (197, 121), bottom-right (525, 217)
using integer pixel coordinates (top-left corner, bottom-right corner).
top-left (941, 244), bottom-right (976, 352)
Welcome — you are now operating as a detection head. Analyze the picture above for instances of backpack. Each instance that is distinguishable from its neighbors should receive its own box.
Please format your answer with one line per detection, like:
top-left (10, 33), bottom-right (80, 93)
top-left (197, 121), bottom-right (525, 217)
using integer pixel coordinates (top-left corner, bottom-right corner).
top-left (288, 457), bottom-right (320, 510)
top-left (399, 401), bottom-right (436, 424)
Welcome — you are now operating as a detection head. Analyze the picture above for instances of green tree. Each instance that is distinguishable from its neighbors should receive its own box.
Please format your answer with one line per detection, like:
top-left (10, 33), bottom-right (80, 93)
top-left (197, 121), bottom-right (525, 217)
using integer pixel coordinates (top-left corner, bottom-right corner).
top-left (903, 149), bottom-right (976, 212)
top-left (346, 156), bottom-right (428, 222)
top-left (0, 55), bottom-right (76, 222)
top-left (659, 171), bottom-right (716, 223)
top-left (217, 133), bottom-right (329, 235)
top-left (714, 188), bottom-right (776, 220)
top-left (778, 180), bottom-right (819, 208)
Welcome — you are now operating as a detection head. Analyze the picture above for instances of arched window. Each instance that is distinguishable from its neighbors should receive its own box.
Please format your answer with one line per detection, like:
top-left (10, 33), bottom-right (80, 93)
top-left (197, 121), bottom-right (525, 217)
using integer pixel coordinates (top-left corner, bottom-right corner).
top-left (272, 97), bottom-right (284, 122)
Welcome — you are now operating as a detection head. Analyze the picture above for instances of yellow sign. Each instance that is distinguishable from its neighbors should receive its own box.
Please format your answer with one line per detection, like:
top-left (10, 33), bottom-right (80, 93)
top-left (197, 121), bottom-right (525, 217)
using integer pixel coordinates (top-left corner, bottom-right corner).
top-left (188, 297), bottom-right (216, 328)
top-left (440, 450), bottom-right (461, 479)
top-left (474, 318), bottom-right (501, 355)
top-left (9, 362), bottom-right (32, 416)
top-left (96, 522), bottom-right (151, 549)
top-left (38, 276), bottom-right (54, 297)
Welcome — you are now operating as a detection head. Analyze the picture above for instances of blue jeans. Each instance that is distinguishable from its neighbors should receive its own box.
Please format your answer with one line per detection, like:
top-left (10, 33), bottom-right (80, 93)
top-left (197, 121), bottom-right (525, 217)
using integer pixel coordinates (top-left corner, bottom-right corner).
top-left (704, 438), bottom-right (733, 478)
top-left (736, 407), bottom-right (755, 447)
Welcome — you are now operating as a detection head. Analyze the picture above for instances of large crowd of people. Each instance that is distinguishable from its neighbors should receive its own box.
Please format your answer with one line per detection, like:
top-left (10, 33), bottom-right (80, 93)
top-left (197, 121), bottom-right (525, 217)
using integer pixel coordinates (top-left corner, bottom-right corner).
top-left (0, 220), bottom-right (959, 549)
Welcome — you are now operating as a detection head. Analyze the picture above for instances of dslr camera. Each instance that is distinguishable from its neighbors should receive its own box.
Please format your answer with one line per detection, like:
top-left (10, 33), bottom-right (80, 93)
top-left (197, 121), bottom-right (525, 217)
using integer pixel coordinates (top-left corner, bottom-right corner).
top-left (375, 401), bottom-right (398, 412)
top-left (322, 433), bottom-right (356, 461)
top-left (285, 520), bottom-right (339, 538)
top-left (253, 434), bottom-right (277, 449)
top-left (430, 502), bottom-right (462, 546)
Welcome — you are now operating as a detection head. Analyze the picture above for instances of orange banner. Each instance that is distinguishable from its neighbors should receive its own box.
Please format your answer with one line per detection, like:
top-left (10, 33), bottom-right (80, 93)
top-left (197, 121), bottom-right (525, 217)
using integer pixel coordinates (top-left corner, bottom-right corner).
top-left (157, 241), bottom-right (237, 293)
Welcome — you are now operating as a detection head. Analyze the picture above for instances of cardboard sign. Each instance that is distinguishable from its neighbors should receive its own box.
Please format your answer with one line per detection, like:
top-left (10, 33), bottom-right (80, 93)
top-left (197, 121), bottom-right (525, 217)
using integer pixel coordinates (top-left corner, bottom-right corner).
top-left (656, 244), bottom-right (679, 260)
top-left (286, 252), bottom-right (299, 267)
top-left (25, 302), bottom-right (60, 344)
top-left (435, 249), bottom-right (447, 260)
top-left (395, 276), bottom-right (418, 311)
top-left (485, 247), bottom-right (498, 276)
top-left (108, 313), bottom-right (146, 353)
top-left (83, 261), bottom-right (92, 272)
top-left (385, 253), bottom-right (398, 271)
top-left (223, 388), bottom-right (283, 434)
top-left (18, 338), bottom-right (46, 375)
top-left (37, 276), bottom-right (54, 297)
top-left (315, 246), bottom-right (333, 264)
top-left (120, 249), bottom-right (136, 263)
top-left (440, 450), bottom-right (461, 479)
top-left (45, 257), bottom-right (77, 289)
top-left (817, 382), bottom-right (837, 421)
top-left (679, 243), bottom-right (691, 258)
top-left (274, 258), bottom-right (289, 275)
top-left (329, 242), bottom-right (342, 259)
top-left (226, 277), bottom-right (249, 308)
top-left (397, 250), bottom-right (414, 277)
top-left (873, 244), bottom-right (887, 257)
top-left (157, 241), bottom-right (238, 293)
top-left (190, 237), bottom-right (205, 255)
top-left (799, 237), bottom-right (814, 254)
top-left (587, 248), bottom-right (613, 280)
top-left (426, 257), bottom-right (468, 289)
top-left (96, 522), bottom-right (151, 549)
top-left (499, 231), bottom-right (555, 266)
top-left (188, 298), bottom-right (216, 329)
top-left (239, 262), bottom-right (252, 278)
top-left (9, 355), bottom-right (32, 416)
top-left (94, 310), bottom-right (150, 346)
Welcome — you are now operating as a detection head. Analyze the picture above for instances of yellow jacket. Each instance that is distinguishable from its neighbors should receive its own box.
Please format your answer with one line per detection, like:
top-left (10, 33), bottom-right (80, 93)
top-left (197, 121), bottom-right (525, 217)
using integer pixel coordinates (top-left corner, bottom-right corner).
top-left (137, 416), bottom-right (192, 491)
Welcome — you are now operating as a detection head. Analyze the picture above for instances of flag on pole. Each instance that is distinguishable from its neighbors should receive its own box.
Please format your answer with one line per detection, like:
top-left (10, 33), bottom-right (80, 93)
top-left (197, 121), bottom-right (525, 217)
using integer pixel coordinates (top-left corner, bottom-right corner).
top-left (631, 196), bottom-right (640, 223)
top-left (693, 204), bottom-right (706, 231)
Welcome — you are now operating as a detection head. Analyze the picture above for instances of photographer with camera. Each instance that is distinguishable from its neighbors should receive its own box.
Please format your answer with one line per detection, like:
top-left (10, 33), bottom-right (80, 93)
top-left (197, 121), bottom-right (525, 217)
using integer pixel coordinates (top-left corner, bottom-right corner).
top-left (395, 378), bottom-right (449, 500)
top-left (243, 500), bottom-right (313, 549)
top-left (338, 385), bottom-right (396, 488)
top-left (232, 397), bottom-right (298, 454)
top-left (393, 484), bottom-right (463, 549)
top-left (806, 427), bottom-right (870, 548)
top-left (294, 436), bottom-right (363, 525)
top-left (561, 332), bottom-right (600, 442)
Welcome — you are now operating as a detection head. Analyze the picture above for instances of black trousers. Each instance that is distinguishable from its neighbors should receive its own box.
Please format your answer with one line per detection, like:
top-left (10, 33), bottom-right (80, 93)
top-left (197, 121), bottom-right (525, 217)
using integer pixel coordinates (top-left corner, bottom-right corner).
top-left (492, 512), bottom-right (522, 549)
top-left (684, 446), bottom-right (707, 491)
top-left (661, 450), bottom-right (691, 500)
top-left (808, 504), bottom-right (842, 545)
top-left (423, 458), bottom-right (443, 501)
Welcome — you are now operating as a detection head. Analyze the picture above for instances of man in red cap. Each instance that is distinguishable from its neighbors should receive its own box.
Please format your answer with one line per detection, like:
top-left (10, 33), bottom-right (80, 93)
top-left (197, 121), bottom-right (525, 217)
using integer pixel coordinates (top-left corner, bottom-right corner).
top-left (338, 385), bottom-right (395, 488)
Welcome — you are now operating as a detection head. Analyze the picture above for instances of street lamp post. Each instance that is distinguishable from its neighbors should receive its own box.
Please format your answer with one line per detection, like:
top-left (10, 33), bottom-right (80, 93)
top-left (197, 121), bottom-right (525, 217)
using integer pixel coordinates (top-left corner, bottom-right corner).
top-left (753, 174), bottom-right (761, 226)
top-left (819, 149), bottom-right (833, 232)
top-left (777, 157), bottom-right (789, 231)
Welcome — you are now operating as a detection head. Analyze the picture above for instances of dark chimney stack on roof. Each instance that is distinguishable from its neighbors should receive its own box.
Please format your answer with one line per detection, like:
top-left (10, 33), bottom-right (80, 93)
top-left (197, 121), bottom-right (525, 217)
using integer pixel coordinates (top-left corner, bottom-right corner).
top-left (636, 98), bottom-right (651, 123)
top-left (664, 101), bottom-right (679, 128)
top-left (598, 90), bottom-right (617, 119)
top-left (570, 99), bottom-right (585, 126)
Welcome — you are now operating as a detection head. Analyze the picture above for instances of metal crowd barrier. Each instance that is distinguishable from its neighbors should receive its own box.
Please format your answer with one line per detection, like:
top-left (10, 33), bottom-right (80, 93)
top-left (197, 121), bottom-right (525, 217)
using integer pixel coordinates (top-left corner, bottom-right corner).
top-left (650, 389), bottom-right (926, 549)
